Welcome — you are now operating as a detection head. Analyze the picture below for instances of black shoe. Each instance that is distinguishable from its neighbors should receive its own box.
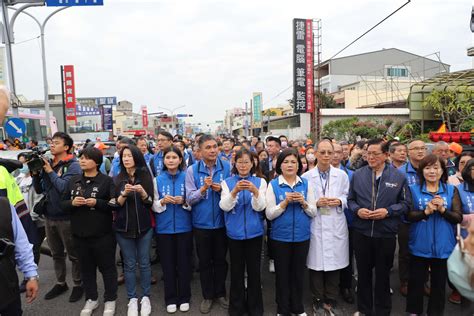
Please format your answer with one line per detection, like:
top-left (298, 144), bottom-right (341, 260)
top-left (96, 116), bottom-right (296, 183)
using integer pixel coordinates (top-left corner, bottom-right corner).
top-left (19, 279), bottom-right (27, 293)
top-left (69, 286), bottom-right (84, 302)
top-left (341, 288), bottom-right (354, 304)
top-left (44, 283), bottom-right (69, 300)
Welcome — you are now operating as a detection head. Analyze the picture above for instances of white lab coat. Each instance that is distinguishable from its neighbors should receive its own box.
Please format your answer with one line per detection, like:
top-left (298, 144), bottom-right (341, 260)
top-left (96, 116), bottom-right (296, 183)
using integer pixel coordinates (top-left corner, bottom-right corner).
top-left (302, 165), bottom-right (350, 271)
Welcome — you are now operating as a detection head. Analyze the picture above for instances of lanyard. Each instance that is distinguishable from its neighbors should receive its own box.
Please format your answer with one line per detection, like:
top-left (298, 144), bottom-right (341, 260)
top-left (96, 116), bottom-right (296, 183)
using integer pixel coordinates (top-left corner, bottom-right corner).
top-left (318, 168), bottom-right (330, 197)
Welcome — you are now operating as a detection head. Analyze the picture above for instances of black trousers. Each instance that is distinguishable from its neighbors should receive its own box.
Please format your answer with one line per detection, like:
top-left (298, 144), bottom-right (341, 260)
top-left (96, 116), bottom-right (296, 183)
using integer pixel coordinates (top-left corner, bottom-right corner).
top-left (33, 225), bottom-right (46, 265)
top-left (272, 239), bottom-right (309, 315)
top-left (339, 227), bottom-right (354, 289)
top-left (228, 236), bottom-right (263, 316)
top-left (397, 222), bottom-right (410, 283)
top-left (265, 219), bottom-right (274, 259)
top-left (0, 294), bottom-right (22, 316)
top-left (74, 233), bottom-right (118, 302)
top-left (194, 227), bottom-right (228, 299)
top-left (353, 231), bottom-right (396, 316)
top-left (157, 231), bottom-right (193, 305)
top-left (406, 255), bottom-right (447, 316)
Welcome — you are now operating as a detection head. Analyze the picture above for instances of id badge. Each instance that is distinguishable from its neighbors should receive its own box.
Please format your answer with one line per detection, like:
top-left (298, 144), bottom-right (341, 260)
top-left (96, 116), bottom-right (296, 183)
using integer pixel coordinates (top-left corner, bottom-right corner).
top-left (319, 207), bottom-right (331, 215)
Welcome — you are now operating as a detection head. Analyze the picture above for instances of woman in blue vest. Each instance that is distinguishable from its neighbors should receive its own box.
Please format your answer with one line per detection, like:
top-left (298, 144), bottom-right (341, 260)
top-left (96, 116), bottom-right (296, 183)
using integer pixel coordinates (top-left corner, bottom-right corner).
top-left (406, 154), bottom-right (462, 316)
top-left (219, 148), bottom-right (267, 316)
top-left (153, 146), bottom-right (193, 314)
top-left (265, 149), bottom-right (317, 316)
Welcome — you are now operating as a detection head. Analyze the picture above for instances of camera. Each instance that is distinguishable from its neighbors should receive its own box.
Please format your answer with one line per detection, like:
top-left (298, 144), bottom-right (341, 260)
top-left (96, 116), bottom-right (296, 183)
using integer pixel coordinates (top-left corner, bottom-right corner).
top-left (25, 147), bottom-right (48, 173)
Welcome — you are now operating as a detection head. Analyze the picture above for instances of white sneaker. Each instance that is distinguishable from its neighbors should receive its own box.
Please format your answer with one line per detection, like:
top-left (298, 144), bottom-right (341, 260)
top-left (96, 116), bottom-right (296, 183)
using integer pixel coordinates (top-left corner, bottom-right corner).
top-left (127, 298), bottom-right (139, 316)
top-left (103, 301), bottom-right (116, 316)
top-left (140, 296), bottom-right (151, 316)
top-left (166, 304), bottom-right (177, 313)
top-left (80, 299), bottom-right (99, 316)
top-left (179, 303), bottom-right (190, 312)
top-left (269, 259), bottom-right (275, 273)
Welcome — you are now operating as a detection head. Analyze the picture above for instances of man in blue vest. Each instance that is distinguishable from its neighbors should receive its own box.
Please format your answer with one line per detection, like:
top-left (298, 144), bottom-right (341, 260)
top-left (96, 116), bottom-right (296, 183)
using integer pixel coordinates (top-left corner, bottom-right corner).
top-left (185, 134), bottom-right (231, 314)
top-left (150, 131), bottom-right (173, 177)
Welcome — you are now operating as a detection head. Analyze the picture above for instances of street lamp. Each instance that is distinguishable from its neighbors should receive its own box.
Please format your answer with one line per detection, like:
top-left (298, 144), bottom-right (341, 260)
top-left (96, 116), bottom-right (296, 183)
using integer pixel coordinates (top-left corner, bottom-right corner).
top-left (154, 105), bottom-right (186, 135)
top-left (7, 5), bottom-right (71, 135)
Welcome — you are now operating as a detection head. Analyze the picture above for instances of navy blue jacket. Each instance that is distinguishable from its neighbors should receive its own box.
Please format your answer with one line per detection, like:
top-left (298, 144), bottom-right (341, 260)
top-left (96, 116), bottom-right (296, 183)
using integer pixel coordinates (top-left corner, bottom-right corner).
top-left (33, 156), bottom-right (81, 220)
top-left (155, 171), bottom-right (192, 234)
top-left (348, 164), bottom-right (411, 238)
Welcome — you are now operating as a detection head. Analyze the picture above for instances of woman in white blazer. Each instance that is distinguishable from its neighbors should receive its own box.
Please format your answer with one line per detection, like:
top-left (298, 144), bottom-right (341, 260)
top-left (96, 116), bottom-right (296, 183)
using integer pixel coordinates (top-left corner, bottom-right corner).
top-left (302, 140), bottom-right (350, 316)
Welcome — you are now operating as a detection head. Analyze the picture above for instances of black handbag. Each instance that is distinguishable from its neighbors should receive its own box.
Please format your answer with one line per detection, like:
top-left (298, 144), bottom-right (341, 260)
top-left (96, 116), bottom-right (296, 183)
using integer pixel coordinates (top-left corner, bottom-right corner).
top-left (33, 196), bottom-right (48, 216)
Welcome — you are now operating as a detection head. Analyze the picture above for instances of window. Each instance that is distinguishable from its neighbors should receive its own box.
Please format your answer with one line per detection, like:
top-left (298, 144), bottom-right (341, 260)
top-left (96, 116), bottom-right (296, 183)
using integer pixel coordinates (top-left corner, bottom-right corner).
top-left (386, 67), bottom-right (408, 77)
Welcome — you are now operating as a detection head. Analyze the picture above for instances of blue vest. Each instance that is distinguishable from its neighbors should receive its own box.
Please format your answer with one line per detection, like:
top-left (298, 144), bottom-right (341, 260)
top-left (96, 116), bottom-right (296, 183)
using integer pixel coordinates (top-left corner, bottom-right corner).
top-left (152, 152), bottom-right (164, 177)
top-left (218, 151), bottom-right (232, 162)
top-left (155, 171), bottom-right (192, 234)
top-left (110, 156), bottom-right (121, 178)
top-left (99, 161), bottom-right (107, 175)
top-left (408, 182), bottom-right (457, 259)
top-left (269, 177), bottom-right (311, 242)
top-left (223, 175), bottom-right (264, 240)
top-left (398, 162), bottom-right (419, 187)
top-left (191, 159), bottom-right (231, 229)
top-left (458, 183), bottom-right (474, 238)
top-left (144, 152), bottom-right (153, 165)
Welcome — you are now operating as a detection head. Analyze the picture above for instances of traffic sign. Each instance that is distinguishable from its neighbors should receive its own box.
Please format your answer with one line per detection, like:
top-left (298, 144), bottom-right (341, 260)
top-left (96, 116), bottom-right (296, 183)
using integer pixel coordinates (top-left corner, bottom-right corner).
top-left (46, 0), bottom-right (103, 6)
top-left (5, 118), bottom-right (26, 138)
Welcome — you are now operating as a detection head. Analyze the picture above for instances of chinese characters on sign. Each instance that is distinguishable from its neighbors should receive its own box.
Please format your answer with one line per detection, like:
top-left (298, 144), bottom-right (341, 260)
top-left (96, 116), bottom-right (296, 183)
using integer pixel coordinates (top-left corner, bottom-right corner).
top-left (63, 65), bottom-right (77, 124)
top-left (252, 92), bottom-right (262, 128)
top-left (141, 106), bottom-right (148, 128)
top-left (46, 0), bottom-right (104, 7)
top-left (293, 18), bottom-right (314, 113)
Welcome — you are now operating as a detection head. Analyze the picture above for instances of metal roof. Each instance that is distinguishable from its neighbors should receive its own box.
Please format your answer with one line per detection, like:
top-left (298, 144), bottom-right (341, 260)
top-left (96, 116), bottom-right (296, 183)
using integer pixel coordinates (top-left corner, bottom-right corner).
top-left (410, 69), bottom-right (474, 92)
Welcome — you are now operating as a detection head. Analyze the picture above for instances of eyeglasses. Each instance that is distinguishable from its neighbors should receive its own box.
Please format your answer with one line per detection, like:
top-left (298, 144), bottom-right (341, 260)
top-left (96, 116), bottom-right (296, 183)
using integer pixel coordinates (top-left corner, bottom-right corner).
top-left (157, 138), bottom-right (169, 142)
top-left (236, 161), bottom-right (252, 165)
top-left (367, 152), bottom-right (384, 157)
top-left (408, 147), bottom-right (427, 152)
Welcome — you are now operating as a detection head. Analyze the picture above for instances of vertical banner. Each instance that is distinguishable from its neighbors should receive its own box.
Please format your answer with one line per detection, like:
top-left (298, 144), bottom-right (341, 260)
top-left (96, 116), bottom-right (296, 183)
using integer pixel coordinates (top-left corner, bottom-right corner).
top-left (102, 105), bottom-right (113, 131)
top-left (141, 106), bottom-right (148, 128)
top-left (305, 20), bottom-right (314, 113)
top-left (252, 92), bottom-right (262, 128)
top-left (63, 65), bottom-right (77, 124)
top-left (293, 18), bottom-right (314, 113)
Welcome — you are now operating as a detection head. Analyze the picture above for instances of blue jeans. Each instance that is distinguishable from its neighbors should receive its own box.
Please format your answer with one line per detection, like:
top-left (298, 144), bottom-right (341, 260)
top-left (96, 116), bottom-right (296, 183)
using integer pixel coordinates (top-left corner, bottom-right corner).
top-left (116, 229), bottom-right (153, 299)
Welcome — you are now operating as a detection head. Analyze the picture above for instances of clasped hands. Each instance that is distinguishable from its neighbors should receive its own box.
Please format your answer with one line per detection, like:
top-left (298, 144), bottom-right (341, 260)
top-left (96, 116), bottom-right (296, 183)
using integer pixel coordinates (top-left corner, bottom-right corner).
top-left (357, 207), bottom-right (388, 220)
top-left (316, 197), bottom-right (341, 207)
top-left (161, 195), bottom-right (185, 205)
top-left (231, 180), bottom-right (259, 198)
top-left (281, 192), bottom-right (307, 209)
top-left (201, 176), bottom-right (221, 193)
top-left (424, 195), bottom-right (446, 215)
top-left (72, 196), bottom-right (97, 207)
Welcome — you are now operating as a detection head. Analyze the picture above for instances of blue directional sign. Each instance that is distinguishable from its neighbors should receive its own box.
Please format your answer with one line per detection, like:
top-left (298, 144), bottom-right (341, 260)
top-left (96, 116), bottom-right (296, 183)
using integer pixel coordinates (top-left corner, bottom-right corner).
top-left (5, 118), bottom-right (26, 138)
top-left (46, 0), bottom-right (103, 7)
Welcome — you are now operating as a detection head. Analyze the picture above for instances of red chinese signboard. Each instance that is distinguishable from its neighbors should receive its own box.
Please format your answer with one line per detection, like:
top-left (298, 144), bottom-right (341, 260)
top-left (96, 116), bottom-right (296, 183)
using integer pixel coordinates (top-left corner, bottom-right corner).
top-left (141, 106), bottom-right (148, 128)
top-left (63, 65), bottom-right (77, 124)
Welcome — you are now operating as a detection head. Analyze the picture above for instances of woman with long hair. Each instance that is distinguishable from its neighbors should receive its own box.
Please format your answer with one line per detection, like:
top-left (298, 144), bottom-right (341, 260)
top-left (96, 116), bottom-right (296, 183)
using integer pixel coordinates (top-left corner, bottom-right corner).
top-left (220, 149), bottom-right (267, 316)
top-left (251, 151), bottom-right (265, 179)
top-left (406, 154), bottom-right (462, 316)
top-left (114, 144), bottom-right (155, 316)
top-left (448, 152), bottom-right (474, 186)
top-left (266, 149), bottom-right (317, 315)
top-left (153, 146), bottom-right (193, 314)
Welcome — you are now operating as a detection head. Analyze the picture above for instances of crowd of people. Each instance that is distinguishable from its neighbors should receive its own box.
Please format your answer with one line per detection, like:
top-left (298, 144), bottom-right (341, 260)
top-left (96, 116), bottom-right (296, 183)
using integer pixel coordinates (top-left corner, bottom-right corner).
top-left (1, 94), bottom-right (474, 315)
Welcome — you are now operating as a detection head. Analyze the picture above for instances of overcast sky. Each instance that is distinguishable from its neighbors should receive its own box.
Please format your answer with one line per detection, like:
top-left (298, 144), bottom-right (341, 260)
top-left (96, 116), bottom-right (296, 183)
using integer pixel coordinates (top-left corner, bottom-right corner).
top-left (7, 0), bottom-right (473, 126)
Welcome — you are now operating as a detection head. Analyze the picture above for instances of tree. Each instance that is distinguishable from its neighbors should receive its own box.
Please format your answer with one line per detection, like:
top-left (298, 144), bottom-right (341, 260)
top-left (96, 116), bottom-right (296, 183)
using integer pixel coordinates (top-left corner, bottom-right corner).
top-left (423, 88), bottom-right (474, 132)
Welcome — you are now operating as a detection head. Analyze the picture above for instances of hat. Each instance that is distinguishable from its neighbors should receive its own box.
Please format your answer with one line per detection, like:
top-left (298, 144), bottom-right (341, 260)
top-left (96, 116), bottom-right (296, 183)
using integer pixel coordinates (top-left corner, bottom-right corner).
top-left (449, 142), bottom-right (463, 155)
top-left (94, 142), bottom-right (110, 150)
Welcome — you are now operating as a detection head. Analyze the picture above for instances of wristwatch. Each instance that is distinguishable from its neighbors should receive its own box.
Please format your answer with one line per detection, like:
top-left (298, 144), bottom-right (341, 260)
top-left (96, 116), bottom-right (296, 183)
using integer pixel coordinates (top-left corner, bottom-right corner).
top-left (27, 275), bottom-right (39, 282)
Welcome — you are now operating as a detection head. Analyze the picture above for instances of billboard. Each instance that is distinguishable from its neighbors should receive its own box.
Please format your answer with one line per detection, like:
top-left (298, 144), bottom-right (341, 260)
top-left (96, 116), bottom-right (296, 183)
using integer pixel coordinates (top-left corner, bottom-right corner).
top-left (141, 106), bottom-right (148, 128)
top-left (293, 18), bottom-right (314, 113)
top-left (47, 0), bottom-right (104, 6)
top-left (252, 92), bottom-right (262, 128)
top-left (63, 65), bottom-right (77, 124)
top-left (102, 105), bottom-right (113, 131)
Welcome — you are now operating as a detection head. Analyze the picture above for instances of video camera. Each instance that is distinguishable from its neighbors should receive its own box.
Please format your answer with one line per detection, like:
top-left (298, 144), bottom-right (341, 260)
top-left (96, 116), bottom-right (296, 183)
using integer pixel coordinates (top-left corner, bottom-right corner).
top-left (25, 147), bottom-right (48, 173)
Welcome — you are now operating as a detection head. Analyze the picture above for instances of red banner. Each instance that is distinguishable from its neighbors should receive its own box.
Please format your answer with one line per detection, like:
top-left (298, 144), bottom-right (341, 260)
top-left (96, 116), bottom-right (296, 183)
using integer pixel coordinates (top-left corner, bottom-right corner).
top-left (305, 20), bottom-right (314, 113)
top-left (141, 106), bottom-right (148, 128)
top-left (63, 65), bottom-right (77, 124)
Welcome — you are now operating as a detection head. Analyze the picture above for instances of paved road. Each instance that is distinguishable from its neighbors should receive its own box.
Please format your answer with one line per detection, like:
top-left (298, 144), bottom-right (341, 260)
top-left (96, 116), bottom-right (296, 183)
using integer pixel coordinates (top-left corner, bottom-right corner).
top-left (21, 248), bottom-right (474, 316)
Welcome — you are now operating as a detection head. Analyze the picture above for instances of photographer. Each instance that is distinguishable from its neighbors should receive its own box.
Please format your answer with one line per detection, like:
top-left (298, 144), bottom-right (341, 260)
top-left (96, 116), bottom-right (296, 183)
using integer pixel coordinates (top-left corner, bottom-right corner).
top-left (32, 132), bottom-right (83, 302)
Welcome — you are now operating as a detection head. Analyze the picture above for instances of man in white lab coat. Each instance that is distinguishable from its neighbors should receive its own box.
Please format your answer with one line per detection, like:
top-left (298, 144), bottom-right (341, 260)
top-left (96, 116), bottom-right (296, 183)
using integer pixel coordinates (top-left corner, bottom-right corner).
top-left (302, 139), bottom-right (350, 316)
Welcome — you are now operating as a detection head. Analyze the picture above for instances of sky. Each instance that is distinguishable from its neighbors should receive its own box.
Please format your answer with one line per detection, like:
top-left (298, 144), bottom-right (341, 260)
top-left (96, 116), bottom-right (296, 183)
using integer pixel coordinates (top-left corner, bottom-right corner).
top-left (5, 0), bottom-right (474, 127)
